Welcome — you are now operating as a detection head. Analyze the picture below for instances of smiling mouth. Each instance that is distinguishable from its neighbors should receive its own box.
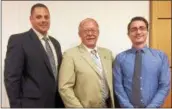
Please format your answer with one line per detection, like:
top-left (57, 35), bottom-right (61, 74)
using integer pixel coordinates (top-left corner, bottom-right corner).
top-left (87, 38), bottom-right (95, 40)
top-left (136, 35), bottom-right (143, 38)
top-left (40, 26), bottom-right (48, 28)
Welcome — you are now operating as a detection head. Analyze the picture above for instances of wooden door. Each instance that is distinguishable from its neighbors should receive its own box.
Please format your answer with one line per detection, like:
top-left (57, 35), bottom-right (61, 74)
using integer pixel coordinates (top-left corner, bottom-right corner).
top-left (150, 1), bottom-right (171, 108)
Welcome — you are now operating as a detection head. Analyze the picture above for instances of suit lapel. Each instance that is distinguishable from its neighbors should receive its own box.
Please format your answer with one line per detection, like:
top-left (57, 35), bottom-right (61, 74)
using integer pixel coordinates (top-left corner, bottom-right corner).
top-left (49, 37), bottom-right (58, 64)
top-left (97, 48), bottom-right (111, 88)
top-left (78, 44), bottom-right (102, 78)
top-left (28, 29), bottom-right (54, 78)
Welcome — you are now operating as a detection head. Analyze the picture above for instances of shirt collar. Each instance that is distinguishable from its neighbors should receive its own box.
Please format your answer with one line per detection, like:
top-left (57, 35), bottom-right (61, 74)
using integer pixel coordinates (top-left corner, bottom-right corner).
top-left (32, 28), bottom-right (49, 40)
top-left (131, 45), bottom-right (148, 53)
top-left (82, 43), bottom-right (98, 53)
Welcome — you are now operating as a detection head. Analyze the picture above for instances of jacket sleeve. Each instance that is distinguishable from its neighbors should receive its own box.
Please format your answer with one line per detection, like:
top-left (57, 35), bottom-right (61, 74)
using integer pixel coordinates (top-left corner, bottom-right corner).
top-left (4, 35), bottom-right (24, 108)
top-left (58, 51), bottom-right (83, 108)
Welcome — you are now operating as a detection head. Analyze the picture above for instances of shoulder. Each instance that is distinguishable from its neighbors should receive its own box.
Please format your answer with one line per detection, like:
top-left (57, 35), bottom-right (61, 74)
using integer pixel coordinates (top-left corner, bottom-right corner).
top-left (98, 47), bottom-right (112, 54)
top-left (63, 46), bottom-right (79, 56)
top-left (115, 49), bottom-right (131, 62)
top-left (8, 30), bottom-right (30, 43)
top-left (49, 36), bottom-right (60, 43)
top-left (49, 36), bottom-right (57, 41)
top-left (116, 49), bottom-right (130, 58)
top-left (148, 48), bottom-right (168, 59)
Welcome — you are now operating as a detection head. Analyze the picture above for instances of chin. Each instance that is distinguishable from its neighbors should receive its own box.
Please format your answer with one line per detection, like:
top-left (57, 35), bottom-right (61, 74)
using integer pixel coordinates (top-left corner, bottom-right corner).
top-left (40, 31), bottom-right (48, 34)
top-left (135, 39), bottom-right (144, 43)
top-left (87, 44), bottom-right (96, 48)
top-left (135, 41), bottom-right (145, 45)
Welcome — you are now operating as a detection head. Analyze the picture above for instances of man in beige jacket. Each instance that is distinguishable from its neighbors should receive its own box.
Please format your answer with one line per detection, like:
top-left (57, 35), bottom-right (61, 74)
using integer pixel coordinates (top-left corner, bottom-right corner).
top-left (58, 18), bottom-right (114, 108)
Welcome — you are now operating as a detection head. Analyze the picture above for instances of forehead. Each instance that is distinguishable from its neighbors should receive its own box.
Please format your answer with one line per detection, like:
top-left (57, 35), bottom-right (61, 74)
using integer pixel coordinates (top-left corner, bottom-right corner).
top-left (32, 7), bottom-right (49, 15)
top-left (81, 20), bottom-right (98, 28)
top-left (130, 20), bottom-right (146, 28)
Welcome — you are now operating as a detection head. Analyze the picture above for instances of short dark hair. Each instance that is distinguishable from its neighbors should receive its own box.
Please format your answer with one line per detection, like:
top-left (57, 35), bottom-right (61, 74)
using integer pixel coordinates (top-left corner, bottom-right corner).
top-left (30, 3), bottom-right (49, 15)
top-left (127, 16), bottom-right (148, 32)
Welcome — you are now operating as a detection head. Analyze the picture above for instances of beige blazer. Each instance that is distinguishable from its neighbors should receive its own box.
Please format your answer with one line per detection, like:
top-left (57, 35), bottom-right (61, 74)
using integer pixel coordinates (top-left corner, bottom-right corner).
top-left (58, 44), bottom-right (114, 108)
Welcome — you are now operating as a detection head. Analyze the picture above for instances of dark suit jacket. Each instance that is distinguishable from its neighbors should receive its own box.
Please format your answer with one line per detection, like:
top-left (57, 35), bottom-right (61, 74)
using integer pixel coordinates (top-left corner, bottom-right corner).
top-left (4, 29), bottom-right (64, 108)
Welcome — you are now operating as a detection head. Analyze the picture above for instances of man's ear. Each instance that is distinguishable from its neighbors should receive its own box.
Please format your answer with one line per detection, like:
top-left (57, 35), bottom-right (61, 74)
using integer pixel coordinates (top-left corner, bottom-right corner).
top-left (78, 31), bottom-right (81, 37)
top-left (30, 16), bottom-right (32, 22)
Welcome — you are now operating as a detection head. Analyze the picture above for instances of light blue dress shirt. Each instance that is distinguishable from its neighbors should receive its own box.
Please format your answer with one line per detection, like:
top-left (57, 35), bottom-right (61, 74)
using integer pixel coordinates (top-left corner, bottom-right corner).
top-left (113, 46), bottom-right (170, 108)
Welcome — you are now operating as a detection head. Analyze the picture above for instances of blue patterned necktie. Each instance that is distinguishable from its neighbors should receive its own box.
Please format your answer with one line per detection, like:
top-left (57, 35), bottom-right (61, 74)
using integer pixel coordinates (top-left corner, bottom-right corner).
top-left (43, 37), bottom-right (57, 80)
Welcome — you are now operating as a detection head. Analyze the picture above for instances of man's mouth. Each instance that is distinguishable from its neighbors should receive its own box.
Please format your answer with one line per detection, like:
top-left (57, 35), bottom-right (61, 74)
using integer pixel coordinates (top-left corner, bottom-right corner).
top-left (136, 35), bottom-right (143, 38)
top-left (87, 38), bottom-right (95, 41)
top-left (40, 25), bottom-right (48, 28)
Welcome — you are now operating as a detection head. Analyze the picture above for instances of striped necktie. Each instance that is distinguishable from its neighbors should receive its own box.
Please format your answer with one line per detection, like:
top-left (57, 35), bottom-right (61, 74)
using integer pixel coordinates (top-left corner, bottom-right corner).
top-left (91, 49), bottom-right (108, 107)
top-left (90, 49), bottom-right (102, 70)
top-left (43, 37), bottom-right (57, 80)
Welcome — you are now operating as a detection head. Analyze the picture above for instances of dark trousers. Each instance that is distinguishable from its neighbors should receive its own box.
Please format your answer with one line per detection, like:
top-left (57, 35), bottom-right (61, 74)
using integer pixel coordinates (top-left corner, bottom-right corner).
top-left (114, 94), bottom-right (121, 108)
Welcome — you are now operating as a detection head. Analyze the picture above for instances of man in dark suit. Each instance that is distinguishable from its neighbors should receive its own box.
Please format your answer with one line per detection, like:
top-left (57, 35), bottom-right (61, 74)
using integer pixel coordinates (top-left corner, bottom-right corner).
top-left (4, 3), bottom-right (64, 108)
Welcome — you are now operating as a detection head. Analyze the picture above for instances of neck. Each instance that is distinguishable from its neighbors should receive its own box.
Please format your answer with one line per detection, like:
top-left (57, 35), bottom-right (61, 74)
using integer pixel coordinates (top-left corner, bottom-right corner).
top-left (40, 32), bottom-right (47, 36)
top-left (83, 44), bottom-right (96, 49)
top-left (32, 28), bottom-right (47, 36)
top-left (87, 46), bottom-right (95, 49)
top-left (133, 43), bottom-right (146, 49)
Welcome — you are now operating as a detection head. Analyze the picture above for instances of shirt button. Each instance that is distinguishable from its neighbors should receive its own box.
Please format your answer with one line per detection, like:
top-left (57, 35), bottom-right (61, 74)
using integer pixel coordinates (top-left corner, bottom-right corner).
top-left (141, 99), bottom-right (143, 102)
top-left (140, 77), bottom-right (142, 79)
top-left (140, 87), bottom-right (142, 90)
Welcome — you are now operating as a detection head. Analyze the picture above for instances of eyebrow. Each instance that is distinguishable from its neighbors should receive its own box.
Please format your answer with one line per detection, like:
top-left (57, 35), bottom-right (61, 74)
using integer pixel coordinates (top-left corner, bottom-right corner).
top-left (130, 26), bottom-right (146, 29)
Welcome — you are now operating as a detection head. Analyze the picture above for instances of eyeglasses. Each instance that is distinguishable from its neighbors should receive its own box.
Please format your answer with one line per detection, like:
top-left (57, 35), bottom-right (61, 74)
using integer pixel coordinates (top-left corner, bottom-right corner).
top-left (82, 29), bottom-right (98, 34)
top-left (129, 26), bottom-right (147, 33)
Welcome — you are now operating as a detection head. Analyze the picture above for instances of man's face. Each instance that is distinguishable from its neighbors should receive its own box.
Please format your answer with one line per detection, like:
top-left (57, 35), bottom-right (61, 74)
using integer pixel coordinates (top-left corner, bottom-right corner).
top-left (30, 7), bottom-right (50, 35)
top-left (128, 20), bottom-right (148, 46)
top-left (79, 21), bottom-right (99, 48)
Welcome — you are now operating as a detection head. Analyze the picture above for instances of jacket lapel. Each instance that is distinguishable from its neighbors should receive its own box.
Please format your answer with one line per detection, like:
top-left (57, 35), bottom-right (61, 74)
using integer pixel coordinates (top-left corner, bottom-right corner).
top-left (49, 37), bottom-right (58, 64)
top-left (28, 29), bottom-right (54, 78)
top-left (97, 48), bottom-right (111, 88)
top-left (78, 44), bottom-right (102, 78)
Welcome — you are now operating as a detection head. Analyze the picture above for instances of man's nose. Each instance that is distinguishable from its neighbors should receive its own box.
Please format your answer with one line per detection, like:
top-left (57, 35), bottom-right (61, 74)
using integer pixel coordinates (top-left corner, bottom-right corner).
top-left (41, 17), bottom-right (47, 22)
top-left (88, 31), bottom-right (92, 35)
top-left (136, 29), bottom-right (142, 34)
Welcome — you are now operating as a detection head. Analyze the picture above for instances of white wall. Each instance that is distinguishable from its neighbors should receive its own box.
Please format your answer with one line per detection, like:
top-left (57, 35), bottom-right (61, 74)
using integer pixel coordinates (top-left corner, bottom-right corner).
top-left (1, 1), bottom-right (149, 107)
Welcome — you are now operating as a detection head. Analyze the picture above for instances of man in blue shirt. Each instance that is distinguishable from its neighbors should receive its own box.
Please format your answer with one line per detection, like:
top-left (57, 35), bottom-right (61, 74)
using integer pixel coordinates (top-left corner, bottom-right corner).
top-left (113, 16), bottom-right (170, 108)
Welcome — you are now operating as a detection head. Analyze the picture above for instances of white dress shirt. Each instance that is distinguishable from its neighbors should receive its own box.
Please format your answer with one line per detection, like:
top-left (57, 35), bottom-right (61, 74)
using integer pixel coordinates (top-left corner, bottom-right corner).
top-left (32, 28), bottom-right (58, 71)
